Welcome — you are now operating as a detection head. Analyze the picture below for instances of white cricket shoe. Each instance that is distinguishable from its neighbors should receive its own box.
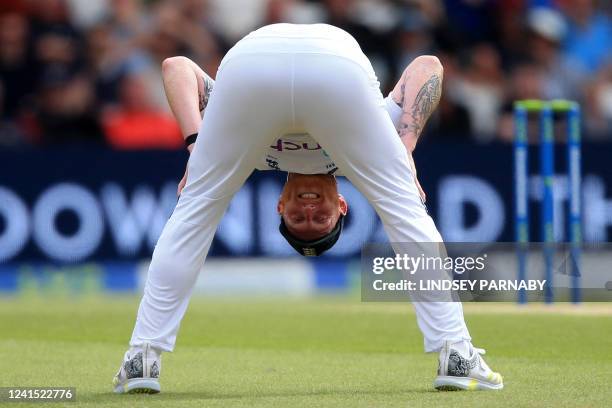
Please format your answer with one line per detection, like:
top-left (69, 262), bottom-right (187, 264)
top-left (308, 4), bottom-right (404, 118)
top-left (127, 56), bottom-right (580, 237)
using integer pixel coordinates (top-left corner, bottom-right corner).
top-left (112, 343), bottom-right (161, 394)
top-left (434, 340), bottom-right (503, 391)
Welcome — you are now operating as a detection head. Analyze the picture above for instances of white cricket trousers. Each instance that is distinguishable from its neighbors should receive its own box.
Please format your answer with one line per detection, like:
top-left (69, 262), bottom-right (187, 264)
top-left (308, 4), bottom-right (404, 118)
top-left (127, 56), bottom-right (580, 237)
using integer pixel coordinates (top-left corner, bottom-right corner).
top-left (130, 25), bottom-right (471, 353)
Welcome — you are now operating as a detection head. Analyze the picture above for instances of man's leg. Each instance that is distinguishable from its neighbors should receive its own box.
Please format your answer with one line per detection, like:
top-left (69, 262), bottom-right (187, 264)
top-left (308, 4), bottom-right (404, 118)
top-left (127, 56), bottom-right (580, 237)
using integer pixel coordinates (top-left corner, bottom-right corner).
top-left (296, 54), bottom-right (469, 352)
top-left (116, 53), bottom-right (294, 393)
top-left (129, 54), bottom-right (294, 352)
top-left (114, 63), bottom-right (262, 393)
top-left (385, 56), bottom-right (471, 350)
top-left (300, 54), bottom-right (502, 390)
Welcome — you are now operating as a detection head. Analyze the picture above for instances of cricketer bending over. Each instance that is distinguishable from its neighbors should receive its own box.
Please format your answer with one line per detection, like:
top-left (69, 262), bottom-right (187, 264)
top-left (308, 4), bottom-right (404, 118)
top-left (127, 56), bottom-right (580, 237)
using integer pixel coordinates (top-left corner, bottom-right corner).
top-left (113, 23), bottom-right (503, 393)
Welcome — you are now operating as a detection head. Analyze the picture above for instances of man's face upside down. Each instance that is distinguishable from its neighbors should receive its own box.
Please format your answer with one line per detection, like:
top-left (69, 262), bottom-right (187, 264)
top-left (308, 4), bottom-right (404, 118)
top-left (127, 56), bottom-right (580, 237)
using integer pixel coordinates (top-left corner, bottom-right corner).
top-left (277, 173), bottom-right (348, 242)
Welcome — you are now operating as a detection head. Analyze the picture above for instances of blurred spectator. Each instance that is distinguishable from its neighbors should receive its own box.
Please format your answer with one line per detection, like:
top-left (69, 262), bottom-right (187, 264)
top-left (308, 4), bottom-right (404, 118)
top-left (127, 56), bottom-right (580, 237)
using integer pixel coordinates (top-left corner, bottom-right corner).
top-left (102, 73), bottom-right (182, 149)
top-left (28, 65), bottom-right (104, 146)
top-left (29, 0), bottom-right (83, 71)
top-left (175, 0), bottom-right (224, 76)
top-left (428, 53), bottom-right (472, 142)
top-left (0, 12), bottom-right (34, 118)
top-left (494, 0), bottom-right (526, 67)
top-left (64, 0), bottom-right (107, 29)
top-left (325, 0), bottom-right (395, 84)
top-left (86, 22), bottom-right (131, 106)
top-left (498, 63), bottom-right (546, 143)
top-left (559, 0), bottom-right (612, 74)
top-left (450, 43), bottom-right (504, 142)
top-left (583, 63), bottom-right (612, 139)
top-left (441, 0), bottom-right (498, 46)
top-left (525, 7), bottom-right (585, 100)
top-left (0, 0), bottom-right (28, 14)
top-left (0, 81), bottom-right (26, 147)
top-left (134, 0), bottom-right (221, 112)
top-left (395, 10), bottom-right (436, 73)
top-left (0, 0), bottom-right (610, 148)
top-left (507, 63), bottom-right (546, 102)
top-left (207, 0), bottom-right (268, 41)
top-left (104, 0), bottom-right (149, 41)
top-left (324, 0), bottom-right (383, 53)
top-left (85, 19), bottom-right (155, 109)
top-left (264, 0), bottom-right (326, 25)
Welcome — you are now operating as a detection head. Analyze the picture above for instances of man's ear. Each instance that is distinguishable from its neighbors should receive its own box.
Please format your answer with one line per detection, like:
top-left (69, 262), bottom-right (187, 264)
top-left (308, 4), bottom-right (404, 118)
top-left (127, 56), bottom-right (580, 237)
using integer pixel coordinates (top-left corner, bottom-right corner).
top-left (338, 194), bottom-right (348, 216)
top-left (277, 196), bottom-right (284, 214)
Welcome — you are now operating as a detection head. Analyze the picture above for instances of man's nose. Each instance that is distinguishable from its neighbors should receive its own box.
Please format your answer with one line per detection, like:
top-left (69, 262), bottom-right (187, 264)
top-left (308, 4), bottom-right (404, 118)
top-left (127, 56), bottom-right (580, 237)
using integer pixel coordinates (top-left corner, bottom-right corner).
top-left (302, 203), bottom-right (317, 211)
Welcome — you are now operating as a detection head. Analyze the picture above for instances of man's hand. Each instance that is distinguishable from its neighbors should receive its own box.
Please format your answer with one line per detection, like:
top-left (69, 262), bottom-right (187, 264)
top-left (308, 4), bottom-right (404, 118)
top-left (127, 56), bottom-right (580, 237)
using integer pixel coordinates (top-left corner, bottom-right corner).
top-left (177, 144), bottom-right (194, 196)
top-left (177, 168), bottom-right (188, 196)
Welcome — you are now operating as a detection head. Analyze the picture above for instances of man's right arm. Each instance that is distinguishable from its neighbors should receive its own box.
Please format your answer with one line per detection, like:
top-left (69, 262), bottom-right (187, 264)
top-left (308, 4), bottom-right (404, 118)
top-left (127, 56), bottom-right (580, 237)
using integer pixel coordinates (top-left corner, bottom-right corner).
top-left (161, 56), bottom-right (215, 147)
top-left (161, 57), bottom-right (214, 194)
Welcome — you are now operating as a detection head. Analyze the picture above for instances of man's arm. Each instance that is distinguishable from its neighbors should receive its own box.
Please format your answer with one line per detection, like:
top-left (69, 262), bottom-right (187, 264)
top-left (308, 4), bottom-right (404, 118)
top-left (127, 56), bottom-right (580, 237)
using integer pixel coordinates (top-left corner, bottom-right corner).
top-left (161, 56), bottom-right (214, 194)
top-left (390, 55), bottom-right (443, 153)
top-left (388, 55), bottom-right (444, 202)
top-left (161, 56), bottom-right (215, 148)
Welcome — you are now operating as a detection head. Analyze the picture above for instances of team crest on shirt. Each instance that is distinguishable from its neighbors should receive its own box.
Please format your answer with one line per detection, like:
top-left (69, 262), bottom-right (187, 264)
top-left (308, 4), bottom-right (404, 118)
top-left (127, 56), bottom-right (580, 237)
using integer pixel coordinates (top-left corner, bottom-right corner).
top-left (261, 133), bottom-right (340, 174)
top-left (270, 136), bottom-right (322, 152)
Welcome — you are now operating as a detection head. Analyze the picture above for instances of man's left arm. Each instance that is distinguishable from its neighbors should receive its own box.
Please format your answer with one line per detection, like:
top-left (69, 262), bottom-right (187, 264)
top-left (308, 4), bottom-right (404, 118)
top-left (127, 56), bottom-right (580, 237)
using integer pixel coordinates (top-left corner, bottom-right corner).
top-left (388, 55), bottom-right (444, 202)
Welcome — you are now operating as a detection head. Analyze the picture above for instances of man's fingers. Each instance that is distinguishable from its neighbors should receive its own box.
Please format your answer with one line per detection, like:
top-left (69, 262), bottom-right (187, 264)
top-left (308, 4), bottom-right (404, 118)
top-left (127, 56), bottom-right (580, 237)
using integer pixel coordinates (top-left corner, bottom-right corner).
top-left (177, 179), bottom-right (185, 196)
top-left (177, 169), bottom-right (188, 196)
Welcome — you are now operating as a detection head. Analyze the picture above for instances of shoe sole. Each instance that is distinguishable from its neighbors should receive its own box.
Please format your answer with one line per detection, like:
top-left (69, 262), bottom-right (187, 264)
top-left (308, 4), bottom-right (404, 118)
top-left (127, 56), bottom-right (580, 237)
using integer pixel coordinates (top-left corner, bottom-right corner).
top-left (434, 376), bottom-right (503, 391)
top-left (114, 378), bottom-right (161, 394)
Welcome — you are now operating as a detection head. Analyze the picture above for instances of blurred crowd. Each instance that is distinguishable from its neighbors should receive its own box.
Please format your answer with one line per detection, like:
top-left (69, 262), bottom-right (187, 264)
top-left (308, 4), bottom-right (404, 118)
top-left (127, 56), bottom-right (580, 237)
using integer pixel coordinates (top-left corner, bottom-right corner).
top-left (0, 0), bottom-right (610, 149)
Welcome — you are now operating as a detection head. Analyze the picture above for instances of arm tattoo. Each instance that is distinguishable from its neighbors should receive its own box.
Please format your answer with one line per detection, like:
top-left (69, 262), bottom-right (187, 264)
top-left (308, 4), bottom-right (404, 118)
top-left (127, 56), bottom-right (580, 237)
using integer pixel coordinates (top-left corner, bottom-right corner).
top-left (399, 83), bottom-right (406, 107)
top-left (199, 75), bottom-right (214, 112)
top-left (399, 74), bottom-right (442, 140)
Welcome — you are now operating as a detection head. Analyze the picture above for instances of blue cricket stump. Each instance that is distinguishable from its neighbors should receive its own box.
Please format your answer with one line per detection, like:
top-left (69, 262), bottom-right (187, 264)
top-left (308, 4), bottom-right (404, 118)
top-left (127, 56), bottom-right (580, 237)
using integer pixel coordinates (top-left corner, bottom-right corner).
top-left (567, 104), bottom-right (582, 303)
top-left (513, 99), bottom-right (582, 304)
top-left (513, 105), bottom-right (529, 304)
top-left (540, 104), bottom-right (555, 303)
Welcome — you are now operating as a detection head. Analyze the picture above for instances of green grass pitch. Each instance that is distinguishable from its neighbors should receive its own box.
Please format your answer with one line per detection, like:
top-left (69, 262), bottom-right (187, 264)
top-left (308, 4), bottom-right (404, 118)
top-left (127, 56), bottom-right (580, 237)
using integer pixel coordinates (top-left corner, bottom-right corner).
top-left (0, 296), bottom-right (611, 407)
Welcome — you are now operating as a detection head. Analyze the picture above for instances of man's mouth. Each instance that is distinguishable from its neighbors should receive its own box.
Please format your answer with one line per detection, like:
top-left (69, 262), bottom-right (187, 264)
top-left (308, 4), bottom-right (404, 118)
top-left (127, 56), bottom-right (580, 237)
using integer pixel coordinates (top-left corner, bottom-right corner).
top-left (298, 193), bottom-right (320, 199)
